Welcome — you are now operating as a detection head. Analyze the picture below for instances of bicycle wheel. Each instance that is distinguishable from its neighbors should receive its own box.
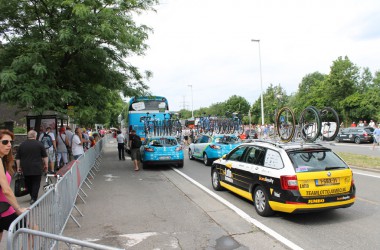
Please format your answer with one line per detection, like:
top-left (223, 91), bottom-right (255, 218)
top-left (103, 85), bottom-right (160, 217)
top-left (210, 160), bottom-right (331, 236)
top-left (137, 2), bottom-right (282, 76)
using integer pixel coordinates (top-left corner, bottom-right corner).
top-left (299, 106), bottom-right (321, 142)
top-left (319, 107), bottom-right (340, 141)
top-left (275, 107), bottom-right (296, 142)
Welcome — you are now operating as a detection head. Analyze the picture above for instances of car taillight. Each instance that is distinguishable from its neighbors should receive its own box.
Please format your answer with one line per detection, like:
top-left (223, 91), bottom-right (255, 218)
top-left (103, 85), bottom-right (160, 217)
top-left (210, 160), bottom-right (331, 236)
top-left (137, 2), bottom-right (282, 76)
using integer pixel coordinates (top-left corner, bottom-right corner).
top-left (144, 147), bottom-right (154, 152)
top-left (175, 146), bottom-right (182, 151)
top-left (280, 175), bottom-right (299, 190)
top-left (363, 132), bottom-right (368, 136)
top-left (210, 145), bottom-right (221, 149)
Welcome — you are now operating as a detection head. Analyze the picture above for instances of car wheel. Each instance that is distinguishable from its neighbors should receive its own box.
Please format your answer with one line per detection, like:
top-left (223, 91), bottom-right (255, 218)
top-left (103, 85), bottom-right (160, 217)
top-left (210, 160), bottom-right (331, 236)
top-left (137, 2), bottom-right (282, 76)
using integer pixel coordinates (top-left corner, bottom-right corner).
top-left (253, 186), bottom-right (274, 217)
top-left (203, 153), bottom-right (212, 166)
top-left (354, 137), bottom-right (361, 144)
top-left (189, 149), bottom-right (194, 160)
top-left (211, 168), bottom-right (223, 191)
top-left (177, 160), bottom-right (184, 168)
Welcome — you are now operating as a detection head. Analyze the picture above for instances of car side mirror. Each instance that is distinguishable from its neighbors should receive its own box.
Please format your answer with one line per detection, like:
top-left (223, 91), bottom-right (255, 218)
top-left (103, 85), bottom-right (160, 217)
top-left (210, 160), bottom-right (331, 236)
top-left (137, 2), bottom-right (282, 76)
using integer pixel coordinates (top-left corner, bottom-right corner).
top-left (222, 154), bottom-right (227, 159)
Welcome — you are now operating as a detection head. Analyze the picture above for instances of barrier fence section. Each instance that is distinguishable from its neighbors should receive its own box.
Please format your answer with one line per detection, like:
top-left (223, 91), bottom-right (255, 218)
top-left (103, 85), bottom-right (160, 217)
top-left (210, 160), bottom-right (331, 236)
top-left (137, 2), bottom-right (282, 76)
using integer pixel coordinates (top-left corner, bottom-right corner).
top-left (6, 137), bottom-right (122, 250)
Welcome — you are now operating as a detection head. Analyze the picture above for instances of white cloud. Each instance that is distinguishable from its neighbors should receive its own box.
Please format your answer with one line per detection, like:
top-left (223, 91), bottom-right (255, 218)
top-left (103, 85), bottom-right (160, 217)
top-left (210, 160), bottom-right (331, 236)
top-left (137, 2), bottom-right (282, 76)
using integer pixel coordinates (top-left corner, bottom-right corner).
top-left (129, 0), bottom-right (380, 111)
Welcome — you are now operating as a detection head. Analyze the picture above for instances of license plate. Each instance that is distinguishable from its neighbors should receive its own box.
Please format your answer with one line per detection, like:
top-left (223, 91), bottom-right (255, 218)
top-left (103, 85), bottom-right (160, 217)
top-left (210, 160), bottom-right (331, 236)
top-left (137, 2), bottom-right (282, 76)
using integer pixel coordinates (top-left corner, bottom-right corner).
top-left (159, 156), bottom-right (171, 160)
top-left (315, 178), bottom-right (340, 186)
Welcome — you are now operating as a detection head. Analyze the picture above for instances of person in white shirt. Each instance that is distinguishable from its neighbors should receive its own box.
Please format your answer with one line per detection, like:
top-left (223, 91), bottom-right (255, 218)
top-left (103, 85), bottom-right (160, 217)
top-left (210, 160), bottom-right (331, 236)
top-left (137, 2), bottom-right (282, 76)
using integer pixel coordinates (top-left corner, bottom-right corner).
top-left (116, 130), bottom-right (125, 160)
top-left (72, 127), bottom-right (84, 160)
top-left (369, 120), bottom-right (375, 128)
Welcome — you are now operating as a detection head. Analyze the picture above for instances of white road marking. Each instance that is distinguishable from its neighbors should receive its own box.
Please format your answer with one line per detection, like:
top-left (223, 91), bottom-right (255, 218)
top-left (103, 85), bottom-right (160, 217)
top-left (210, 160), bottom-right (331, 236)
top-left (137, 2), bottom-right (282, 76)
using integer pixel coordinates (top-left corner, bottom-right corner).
top-left (172, 168), bottom-right (303, 250)
top-left (120, 232), bottom-right (159, 247)
top-left (103, 174), bottom-right (120, 182)
top-left (353, 171), bottom-right (380, 178)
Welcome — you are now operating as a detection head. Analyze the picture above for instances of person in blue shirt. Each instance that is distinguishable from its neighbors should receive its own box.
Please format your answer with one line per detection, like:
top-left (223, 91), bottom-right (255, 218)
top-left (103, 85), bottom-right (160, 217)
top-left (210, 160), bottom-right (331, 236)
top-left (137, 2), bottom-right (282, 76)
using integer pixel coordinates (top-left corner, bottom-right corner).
top-left (372, 124), bottom-right (380, 150)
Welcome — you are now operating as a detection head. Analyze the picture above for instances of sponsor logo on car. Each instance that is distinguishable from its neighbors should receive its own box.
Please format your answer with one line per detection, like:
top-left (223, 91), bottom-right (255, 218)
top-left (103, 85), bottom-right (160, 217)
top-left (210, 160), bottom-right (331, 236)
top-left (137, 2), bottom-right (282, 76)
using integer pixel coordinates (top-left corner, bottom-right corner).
top-left (259, 176), bottom-right (274, 184)
top-left (306, 187), bottom-right (347, 196)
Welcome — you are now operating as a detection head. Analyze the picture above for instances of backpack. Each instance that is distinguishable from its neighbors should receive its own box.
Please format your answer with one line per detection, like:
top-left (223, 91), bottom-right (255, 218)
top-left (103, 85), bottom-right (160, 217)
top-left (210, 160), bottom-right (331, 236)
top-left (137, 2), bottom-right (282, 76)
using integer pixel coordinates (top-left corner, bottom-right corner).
top-left (131, 135), bottom-right (142, 148)
top-left (41, 133), bottom-right (53, 149)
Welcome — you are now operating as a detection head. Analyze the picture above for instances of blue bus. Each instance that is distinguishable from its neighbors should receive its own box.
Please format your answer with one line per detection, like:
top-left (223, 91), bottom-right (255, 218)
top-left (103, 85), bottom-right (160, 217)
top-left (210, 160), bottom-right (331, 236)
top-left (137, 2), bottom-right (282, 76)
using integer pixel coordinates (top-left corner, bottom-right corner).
top-left (120, 96), bottom-right (170, 151)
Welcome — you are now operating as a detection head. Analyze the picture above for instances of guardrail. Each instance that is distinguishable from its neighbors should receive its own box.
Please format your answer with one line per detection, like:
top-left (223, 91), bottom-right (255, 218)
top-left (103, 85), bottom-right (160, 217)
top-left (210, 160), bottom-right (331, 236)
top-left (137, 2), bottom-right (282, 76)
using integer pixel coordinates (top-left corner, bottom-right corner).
top-left (6, 136), bottom-right (122, 249)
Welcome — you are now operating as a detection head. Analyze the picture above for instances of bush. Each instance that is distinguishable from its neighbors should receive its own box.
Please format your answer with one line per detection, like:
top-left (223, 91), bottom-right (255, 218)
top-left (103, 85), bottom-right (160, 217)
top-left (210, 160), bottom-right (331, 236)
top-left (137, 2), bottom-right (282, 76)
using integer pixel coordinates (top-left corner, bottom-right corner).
top-left (13, 126), bottom-right (27, 134)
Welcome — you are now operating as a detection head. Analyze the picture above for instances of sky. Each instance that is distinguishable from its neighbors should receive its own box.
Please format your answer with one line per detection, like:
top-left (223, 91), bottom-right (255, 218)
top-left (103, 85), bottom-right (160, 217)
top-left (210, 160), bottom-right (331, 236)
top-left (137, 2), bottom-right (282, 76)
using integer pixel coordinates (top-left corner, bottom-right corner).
top-left (129, 0), bottom-right (380, 112)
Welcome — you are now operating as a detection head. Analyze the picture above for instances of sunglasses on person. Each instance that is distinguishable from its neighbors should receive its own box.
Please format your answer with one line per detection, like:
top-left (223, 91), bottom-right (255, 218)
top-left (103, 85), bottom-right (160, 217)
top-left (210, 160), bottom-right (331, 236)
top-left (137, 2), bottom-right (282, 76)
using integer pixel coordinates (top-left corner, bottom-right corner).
top-left (1, 140), bottom-right (14, 145)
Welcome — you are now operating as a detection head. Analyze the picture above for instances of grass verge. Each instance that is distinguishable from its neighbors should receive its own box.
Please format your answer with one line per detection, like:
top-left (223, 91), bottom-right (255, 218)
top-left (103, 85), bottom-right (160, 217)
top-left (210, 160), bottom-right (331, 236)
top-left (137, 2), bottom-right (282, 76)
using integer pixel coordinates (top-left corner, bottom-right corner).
top-left (337, 152), bottom-right (380, 170)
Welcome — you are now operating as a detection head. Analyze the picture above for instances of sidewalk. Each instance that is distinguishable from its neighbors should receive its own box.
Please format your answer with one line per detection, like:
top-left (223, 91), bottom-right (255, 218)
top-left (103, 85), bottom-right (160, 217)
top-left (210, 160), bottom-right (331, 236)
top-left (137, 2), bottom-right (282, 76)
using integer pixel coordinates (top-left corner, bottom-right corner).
top-left (6, 138), bottom-right (287, 249)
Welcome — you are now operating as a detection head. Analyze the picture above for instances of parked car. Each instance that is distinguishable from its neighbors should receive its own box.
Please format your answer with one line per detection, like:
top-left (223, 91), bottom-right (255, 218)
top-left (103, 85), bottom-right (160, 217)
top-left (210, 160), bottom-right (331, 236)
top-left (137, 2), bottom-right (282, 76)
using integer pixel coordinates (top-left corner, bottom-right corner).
top-left (140, 136), bottom-right (184, 169)
top-left (335, 127), bottom-right (374, 144)
top-left (189, 134), bottom-right (241, 166)
top-left (211, 140), bottom-right (356, 217)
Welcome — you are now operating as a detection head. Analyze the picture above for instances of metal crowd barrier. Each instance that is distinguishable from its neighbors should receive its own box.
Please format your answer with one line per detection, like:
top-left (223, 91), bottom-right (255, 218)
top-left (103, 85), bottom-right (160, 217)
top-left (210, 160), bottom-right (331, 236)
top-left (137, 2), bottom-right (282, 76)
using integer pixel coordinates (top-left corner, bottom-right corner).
top-left (6, 136), bottom-right (122, 249)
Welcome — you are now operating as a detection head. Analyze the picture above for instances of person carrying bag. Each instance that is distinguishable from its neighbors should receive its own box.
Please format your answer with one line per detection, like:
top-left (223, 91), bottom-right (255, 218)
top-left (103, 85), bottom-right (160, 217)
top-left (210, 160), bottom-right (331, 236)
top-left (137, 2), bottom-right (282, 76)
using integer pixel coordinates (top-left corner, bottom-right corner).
top-left (0, 129), bottom-right (28, 241)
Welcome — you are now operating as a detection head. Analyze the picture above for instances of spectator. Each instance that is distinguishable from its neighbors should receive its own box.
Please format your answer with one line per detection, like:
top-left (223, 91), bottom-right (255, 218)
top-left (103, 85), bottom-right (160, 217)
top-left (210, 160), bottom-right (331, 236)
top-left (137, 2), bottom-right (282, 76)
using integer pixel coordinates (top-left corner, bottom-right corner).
top-left (358, 120), bottom-right (364, 127)
top-left (350, 122), bottom-right (356, 127)
top-left (72, 127), bottom-right (84, 160)
top-left (93, 133), bottom-right (100, 143)
top-left (0, 129), bottom-right (29, 241)
top-left (16, 130), bottom-right (48, 205)
top-left (38, 126), bottom-right (56, 174)
top-left (129, 130), bottom-right (141, 171)
top-left (89, 136), bottom-right (96, 147)
top-left (363, 120), bottom-right (368, 127)
top-left (369, 120), bottom-right (375, 128)
top-left (116, 130), bottom-right (125, 160)
top-left (65, 126), bottom-right (74, 161)
top-left (372, 125), bottom-right (380, 150)
top-left (56, 127), bottom-right (69, 168)
top-left (82, 129), bottom-right (90, 150)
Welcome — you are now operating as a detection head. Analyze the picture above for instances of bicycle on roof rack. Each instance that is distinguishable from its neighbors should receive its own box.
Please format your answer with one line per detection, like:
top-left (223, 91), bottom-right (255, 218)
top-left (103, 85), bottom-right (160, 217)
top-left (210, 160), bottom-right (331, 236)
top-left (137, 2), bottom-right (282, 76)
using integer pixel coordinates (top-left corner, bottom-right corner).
top-left (273, 106), bottom-right (339, 143)
top-left (140, 112), bottom-right (153, 137)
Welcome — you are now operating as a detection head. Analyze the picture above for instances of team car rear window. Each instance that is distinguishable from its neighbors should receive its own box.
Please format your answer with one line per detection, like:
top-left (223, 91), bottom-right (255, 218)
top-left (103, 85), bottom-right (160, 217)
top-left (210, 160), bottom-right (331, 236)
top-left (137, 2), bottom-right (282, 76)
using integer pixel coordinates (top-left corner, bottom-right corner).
top-left (214, 136), bottom-right (239, 144)
top-left (149, 138), bottom-right (178, 147)
top-left (287, 150), bottom-right (348, 173)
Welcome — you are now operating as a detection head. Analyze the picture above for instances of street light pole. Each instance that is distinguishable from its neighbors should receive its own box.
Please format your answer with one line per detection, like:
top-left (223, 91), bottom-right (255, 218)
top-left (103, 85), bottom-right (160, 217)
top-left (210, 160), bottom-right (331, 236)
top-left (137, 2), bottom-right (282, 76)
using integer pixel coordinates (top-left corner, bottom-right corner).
top-left (251, 39), bottom-right (265, 125)
top-left (187, 84), bottom-right (194, 119)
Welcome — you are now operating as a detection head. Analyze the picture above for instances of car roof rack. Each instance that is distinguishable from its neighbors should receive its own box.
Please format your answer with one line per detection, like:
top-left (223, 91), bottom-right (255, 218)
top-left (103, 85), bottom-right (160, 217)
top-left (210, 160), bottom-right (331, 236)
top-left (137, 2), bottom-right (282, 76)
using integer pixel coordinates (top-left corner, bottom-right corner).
top-left (243, 139), bottom-right (327, 149)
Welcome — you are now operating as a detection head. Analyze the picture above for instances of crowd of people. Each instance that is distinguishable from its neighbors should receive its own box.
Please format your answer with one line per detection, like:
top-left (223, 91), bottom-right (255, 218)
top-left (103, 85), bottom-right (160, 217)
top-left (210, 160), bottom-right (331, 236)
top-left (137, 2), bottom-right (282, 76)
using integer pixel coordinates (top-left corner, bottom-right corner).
top-left (0, 124), bottom-right (107, 241)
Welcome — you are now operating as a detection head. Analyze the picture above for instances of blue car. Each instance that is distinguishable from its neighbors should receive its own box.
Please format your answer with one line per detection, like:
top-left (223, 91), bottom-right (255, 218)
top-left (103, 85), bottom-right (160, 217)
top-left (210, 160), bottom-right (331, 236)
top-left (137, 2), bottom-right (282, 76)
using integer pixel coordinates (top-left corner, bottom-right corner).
top-left (189, 134), bottom-right (242, 166)
top-left (141, 136), bottom-right (184, 169)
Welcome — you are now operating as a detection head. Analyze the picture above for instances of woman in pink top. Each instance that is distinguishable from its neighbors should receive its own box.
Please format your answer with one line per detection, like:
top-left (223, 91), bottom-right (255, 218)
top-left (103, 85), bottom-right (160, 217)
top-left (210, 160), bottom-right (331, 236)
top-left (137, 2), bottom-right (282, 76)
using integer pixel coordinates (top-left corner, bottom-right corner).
top-left (0, 129), bottom-right (28, 241)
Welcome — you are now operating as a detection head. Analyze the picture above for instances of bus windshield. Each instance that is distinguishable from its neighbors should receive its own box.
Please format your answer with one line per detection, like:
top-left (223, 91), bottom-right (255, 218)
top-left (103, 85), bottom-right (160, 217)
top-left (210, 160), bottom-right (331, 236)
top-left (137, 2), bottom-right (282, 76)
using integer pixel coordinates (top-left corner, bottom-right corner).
top-left (129, 96), bottom-right (169, 111)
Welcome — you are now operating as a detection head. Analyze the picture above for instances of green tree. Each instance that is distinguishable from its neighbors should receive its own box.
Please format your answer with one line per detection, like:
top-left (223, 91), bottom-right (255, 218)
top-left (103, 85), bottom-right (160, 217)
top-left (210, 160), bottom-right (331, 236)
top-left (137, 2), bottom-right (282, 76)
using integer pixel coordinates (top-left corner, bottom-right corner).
top-left (291, 72), bottom-right (326, 114)
top-left (0, 0), bottom-right (157, 116)
top-left (323, 56), bottom-right (360, 111)
top-left (224, 95), bottom-right (250, 116)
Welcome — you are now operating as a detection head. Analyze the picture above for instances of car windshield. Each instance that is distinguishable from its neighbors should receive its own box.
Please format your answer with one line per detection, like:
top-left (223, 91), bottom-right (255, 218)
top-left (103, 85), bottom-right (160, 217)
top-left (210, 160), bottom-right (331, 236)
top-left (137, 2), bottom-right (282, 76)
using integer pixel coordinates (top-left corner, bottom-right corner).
top-left (214, 136), bottom-right (239, 144)
top-left (288, 150), bottom-right (348, 173)
top-left (149, 138), bottom-right (178, 147)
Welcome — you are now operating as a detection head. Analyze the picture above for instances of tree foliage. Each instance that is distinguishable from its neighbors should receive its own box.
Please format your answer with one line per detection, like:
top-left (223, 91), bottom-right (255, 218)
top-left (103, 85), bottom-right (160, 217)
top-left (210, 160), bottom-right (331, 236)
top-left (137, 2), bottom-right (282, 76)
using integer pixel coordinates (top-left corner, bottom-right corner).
top-left (0, 0), bottom-right (157, 124)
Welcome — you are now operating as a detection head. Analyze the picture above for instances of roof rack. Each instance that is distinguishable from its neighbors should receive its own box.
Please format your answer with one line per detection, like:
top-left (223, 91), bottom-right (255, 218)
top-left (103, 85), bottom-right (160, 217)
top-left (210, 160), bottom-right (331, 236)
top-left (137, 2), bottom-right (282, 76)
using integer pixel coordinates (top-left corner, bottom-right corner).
top-left (243, 139), bottom-right (328, 149)
top-left (244, 139), bottom-right (284, 148)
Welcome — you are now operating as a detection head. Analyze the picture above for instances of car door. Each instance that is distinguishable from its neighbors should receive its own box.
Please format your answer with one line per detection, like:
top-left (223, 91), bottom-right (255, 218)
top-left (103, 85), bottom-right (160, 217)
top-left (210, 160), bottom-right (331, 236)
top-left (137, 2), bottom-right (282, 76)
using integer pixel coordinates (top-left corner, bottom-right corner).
top-left (232, 146), bottom-right (267, 191)
top-left (348, 128), bottom-right (360, 142)
top-left (193, 135), bottom-right (210, 159)
top-left (220, 146), bottom-right (248, 186)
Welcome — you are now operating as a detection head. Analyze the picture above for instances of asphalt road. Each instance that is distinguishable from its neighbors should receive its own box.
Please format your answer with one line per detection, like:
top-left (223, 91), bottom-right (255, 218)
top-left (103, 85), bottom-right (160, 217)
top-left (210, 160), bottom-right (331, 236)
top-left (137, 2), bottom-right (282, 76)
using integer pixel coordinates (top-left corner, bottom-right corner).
top-left (180, 144), bottom-right (380, 250)
top-left (324, 140), bottom-right (380, 157)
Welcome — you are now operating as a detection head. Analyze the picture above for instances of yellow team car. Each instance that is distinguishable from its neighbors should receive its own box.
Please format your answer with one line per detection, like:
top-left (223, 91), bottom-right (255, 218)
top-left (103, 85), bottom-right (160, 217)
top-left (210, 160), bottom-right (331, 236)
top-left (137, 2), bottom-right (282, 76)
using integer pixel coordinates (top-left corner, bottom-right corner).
top-left (211, 141), bottom-right (356, 216)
